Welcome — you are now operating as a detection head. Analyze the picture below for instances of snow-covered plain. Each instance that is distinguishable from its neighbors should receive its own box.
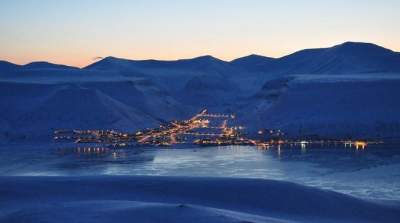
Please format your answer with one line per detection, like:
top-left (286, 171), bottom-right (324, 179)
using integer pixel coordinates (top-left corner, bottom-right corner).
top-left (1, 176), bottom-right (400, 223)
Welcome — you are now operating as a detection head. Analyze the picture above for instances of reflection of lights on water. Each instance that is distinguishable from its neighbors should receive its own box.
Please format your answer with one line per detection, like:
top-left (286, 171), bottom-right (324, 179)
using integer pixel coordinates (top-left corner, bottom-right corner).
top-left (355, 141), bottom-right (367, 149)
top-left (78, 147), bottom-right (109, 154)
top-left (344, 141), bottom-right (367, 149)
top-left (57, 146), bottom-right (114, 156)
top-left (300, 142), bottom-right (307, 153)
top-left (300, 141), bottom-right (307, 150)
top-left (277, 146), bottom-right (281, 158)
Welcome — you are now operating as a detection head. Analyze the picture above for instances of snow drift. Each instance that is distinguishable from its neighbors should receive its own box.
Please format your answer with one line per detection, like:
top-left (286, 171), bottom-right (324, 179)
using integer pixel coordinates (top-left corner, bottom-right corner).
top-left (0, 176), bottom-right (399, 223)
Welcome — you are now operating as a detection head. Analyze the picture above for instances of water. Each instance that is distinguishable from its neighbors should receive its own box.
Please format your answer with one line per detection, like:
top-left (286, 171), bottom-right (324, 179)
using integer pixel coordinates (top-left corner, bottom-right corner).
top-left (0, 143), bottom-right (400, 201)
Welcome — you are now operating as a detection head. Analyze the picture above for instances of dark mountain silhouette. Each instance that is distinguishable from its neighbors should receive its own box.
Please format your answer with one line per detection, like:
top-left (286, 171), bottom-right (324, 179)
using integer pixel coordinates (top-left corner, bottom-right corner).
top-left (230, 54), bottom-right (275, 71)
top-left (0, 60), bottom-right (20, 74)
top-left (231, 42), bottom-right (400, 74)
top-left (1, 42), bottom-right (399, 76)
top-left (22, 61), bottom-right (78, 70)
top-left (84, 55), bottom-right (236, 75)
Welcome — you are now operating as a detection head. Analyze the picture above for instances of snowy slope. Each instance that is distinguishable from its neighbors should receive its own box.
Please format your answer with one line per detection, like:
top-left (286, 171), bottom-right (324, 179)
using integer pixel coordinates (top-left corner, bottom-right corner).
top-left (22, 61), bottom-right (78, 70)
top-left (176, 74), bottom-right (241, 109)
top-left (240, 75), bottom-right (400, 138)
top-left (0, 61), bottom-right (20, 74)
top-left (230, 54), bottom-right (275, 71)
top-left (232, 42), bottom-right (400, 74)
top-left (1, 176), bottom-right (399, 223)
top-left (82, 55), bottom-right (248, 95)
top-left (85, 55), bottom-right (239, 76)
top-left (15, 85), bottom-right (155, 131)
top-left (0, 79), bottom-right (190, 140)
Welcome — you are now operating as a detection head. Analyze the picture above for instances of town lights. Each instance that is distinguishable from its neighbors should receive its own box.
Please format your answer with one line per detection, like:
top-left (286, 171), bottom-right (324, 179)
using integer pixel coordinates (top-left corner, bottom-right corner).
top-left (53, 109), bottom-right (376, 150)
top-left (355, 141), bottom-right (367, 149)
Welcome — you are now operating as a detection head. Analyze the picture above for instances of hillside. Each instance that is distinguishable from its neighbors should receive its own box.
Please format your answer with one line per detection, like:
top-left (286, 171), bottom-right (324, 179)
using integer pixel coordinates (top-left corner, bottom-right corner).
top-left (22, 61), bottom-right (78, 70)
top-left (85, 55), bottom-right (238, 76)
top-left (230, 54), bottom-right (275, 71)
top-left (237, 75), bottom-right (400, 138)
top-left (0, 80), bottom-right (191, 141)
top-left (232, 42), bottom-right (400, 74)
top-left (0, 61), bottom-right (20, 74)
top-left (0, 41), bottom-right (400, 140)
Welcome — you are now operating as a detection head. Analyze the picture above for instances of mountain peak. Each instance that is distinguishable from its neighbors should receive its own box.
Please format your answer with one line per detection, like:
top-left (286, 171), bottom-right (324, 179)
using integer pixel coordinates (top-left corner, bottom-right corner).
top-left (102, 56), bottom-right (123, 61)
top-left (189, 55), bottom-right (224, 62)
top-left (23, 61), bottom-right (78, 70)
top-left (194, 55), bottom-right (214, 59)
top-left (338, 41), bottom-right (376, 47)
top-left (330, 41), bottom-right (394, 55)
top-left (232, 54), bottom-right (274, 61)
top-left (84, 56), bottom-right (133, 70)
top-left (94, 56), bottom-right (130, 64)
top-left (230, 54), bottom-right (275, 69)
top-left (0, 60), bottom-right (20, 73)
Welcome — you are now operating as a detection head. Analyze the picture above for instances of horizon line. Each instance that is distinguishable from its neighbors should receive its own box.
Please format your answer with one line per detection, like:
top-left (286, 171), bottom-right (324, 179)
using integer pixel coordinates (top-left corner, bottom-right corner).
top-left (1, 41), bottom-right (397, 69)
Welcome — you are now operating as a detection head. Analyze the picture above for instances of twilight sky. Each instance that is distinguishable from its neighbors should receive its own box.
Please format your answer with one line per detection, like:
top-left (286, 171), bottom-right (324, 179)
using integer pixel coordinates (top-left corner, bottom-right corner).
top-left (1, 0), bottom-right (399, 67)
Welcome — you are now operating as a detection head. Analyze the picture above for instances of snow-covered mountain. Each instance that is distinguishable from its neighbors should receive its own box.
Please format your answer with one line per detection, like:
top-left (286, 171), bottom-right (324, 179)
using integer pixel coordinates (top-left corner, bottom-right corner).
top-left (230, 54), bottom-right (275, 71)
top-left (0, 60), bottom-right (20, 74)
top-left (85, 55), bottom-right (238, 76)
top-left (1, 41), bottom-right (400, 140)
top-left (0, 79), bottom-right (191, 141)
top-left (232, 42), bottom-right (400, 74)
top-left (237, 75), bottom-right (400, 138)
top-left (22, 61), bottom-right (78, 70)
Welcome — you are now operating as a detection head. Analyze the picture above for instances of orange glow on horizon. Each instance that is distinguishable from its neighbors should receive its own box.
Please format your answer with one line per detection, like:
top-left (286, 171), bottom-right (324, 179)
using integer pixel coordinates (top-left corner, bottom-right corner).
top-left (2, 41), bottom-right (399, 68)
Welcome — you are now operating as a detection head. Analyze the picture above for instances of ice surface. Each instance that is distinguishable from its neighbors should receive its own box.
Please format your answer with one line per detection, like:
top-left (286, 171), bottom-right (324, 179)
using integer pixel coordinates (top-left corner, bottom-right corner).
top-left (1, 144), bottom-right (399, 202)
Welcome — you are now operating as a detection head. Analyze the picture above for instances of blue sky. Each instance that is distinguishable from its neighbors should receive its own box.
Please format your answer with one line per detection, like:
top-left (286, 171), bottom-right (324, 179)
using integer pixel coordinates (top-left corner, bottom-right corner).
top-left (0, 0), bottom-right (399, 67)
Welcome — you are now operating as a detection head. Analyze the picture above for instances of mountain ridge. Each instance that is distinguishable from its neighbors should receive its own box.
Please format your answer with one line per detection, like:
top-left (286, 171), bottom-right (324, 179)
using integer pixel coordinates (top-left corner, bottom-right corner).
top-left (236, 41), bottom-right (400, 74)
top-left (22, 61), bottom-right (78, 70)
top-left (1, 41), bottom-right (399, 75)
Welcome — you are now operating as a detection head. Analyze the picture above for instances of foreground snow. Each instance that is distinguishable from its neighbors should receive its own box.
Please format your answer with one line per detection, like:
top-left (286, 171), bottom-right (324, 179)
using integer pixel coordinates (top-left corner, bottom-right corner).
top-left (0, 176), bottom-right (399, 223)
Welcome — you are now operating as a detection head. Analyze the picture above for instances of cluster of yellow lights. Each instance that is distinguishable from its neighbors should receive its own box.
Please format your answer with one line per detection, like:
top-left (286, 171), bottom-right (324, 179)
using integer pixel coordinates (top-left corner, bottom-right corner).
top-left (54, 109), bottom-right (374, 151)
